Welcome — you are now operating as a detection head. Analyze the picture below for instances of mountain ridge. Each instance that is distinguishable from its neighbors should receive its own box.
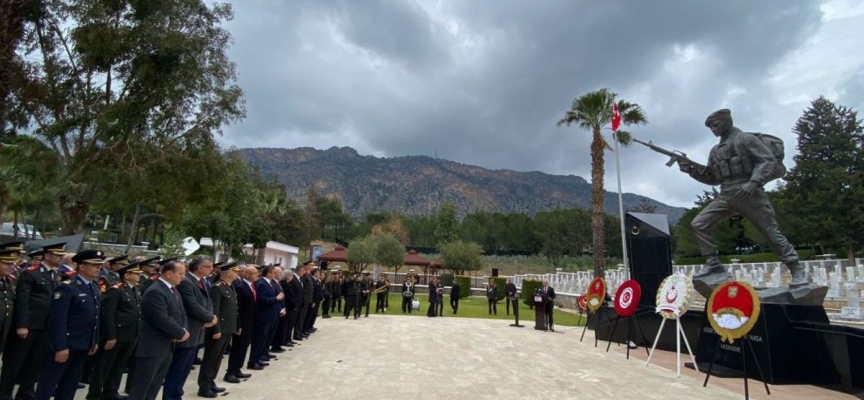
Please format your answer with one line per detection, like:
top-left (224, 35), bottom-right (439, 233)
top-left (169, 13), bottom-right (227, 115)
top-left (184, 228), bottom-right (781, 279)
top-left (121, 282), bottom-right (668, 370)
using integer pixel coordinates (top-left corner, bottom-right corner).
top-left (237, 146), bottom-right (685, 222)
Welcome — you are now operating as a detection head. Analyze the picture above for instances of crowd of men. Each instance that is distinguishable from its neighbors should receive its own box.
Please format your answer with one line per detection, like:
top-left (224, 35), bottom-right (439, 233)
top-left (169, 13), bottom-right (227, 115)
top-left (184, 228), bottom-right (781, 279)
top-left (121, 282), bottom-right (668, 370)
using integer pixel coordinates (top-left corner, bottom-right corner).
top-left (0, 241), bottom-right (335, 400)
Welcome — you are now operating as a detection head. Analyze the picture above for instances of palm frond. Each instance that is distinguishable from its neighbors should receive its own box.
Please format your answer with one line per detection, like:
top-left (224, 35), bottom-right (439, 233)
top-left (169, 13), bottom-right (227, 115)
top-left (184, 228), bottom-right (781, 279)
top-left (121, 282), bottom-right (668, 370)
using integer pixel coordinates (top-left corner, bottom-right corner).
top-left (613, 130), bottom-right (633, 147)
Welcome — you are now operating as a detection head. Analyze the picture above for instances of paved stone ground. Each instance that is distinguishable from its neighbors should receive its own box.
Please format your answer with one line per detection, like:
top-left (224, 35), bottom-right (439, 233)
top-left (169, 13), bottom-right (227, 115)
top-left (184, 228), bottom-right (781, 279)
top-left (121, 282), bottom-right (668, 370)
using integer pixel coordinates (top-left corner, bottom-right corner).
top-left (90, 314), bottom-right (850, 400)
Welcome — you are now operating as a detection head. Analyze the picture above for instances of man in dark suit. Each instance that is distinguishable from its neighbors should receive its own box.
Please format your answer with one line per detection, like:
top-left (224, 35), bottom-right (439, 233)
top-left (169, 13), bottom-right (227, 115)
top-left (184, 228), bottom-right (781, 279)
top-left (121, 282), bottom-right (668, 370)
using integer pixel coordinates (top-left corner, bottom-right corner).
top-left (305, 268), bottom-right (322, 333)
top-left (34, 249), bottom-right (104, 400)
top-left (300, 264), bottom-right (315, 334)
top-left (128, 259), bottom-right (190, 400)
top-left (0, 246), bottom-right (22, 357)
top-left (541, 280), bottom-right (557, 332)
top-left (198, 262), bottom-right (240, 395)
top-left (504, 278), bottom-right (518, 316)
top-left (268, 267), bottom-right (287, 354)
top-left (163, 256), bottom-right (216, 400)
top-left (294, 262), bottom-right (312, 339)
top-left (249, 265), bottom-right (282, 369)
top-left (449, 280), bottom-right (460, 314)
top-left (225, 266), bottom-right (257, 379)
top-left (0, 243), bottom-right (65, 400)
top-left (87, 260), bottom-right (143, 400)
top-left (284, 269), bottom-right (302, 343)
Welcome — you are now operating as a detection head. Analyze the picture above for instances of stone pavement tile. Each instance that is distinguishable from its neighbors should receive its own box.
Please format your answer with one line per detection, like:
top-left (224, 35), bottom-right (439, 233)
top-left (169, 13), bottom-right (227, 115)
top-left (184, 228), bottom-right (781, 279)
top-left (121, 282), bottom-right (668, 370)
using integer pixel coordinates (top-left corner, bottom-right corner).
top-left (82, 314), bottom-right (847, 400)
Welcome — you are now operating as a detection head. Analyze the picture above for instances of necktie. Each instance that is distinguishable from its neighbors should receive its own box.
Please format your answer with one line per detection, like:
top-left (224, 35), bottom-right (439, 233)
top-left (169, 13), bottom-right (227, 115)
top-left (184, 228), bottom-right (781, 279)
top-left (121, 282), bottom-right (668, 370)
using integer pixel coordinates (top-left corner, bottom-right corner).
top-left (250, 283), bottom-right (257, 302)
top-left (198, 278), bottom-right (204, 290)
top-left (171, 287), bottom-right (180, 305)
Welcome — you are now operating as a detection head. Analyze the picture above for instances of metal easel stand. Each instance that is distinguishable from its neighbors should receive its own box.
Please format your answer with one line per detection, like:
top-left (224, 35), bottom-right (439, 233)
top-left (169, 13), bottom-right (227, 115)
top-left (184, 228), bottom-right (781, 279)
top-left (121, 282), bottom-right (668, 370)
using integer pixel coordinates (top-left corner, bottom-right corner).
top-left (645, 318), bottom-right (697, 378)
top-left (702, 336), bottom-right (771, 400)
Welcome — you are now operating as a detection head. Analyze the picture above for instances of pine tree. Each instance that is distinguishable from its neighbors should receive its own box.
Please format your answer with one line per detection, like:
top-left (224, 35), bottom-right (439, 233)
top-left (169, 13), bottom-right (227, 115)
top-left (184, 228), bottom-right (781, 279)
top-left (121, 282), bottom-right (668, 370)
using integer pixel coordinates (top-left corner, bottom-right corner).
top-left (784, 96), bottom-right (864, 262)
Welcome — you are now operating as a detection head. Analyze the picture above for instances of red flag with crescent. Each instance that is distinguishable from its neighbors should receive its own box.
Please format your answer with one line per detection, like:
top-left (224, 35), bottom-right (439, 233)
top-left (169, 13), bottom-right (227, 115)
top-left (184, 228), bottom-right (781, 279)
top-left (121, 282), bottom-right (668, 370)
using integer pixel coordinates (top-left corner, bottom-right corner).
top-left (611, 102), bottom-right (621, 131)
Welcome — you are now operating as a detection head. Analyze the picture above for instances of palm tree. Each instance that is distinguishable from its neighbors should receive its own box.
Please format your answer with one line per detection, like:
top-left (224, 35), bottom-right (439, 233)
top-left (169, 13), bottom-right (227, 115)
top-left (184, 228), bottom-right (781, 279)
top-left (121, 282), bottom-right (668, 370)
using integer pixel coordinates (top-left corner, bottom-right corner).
top-left (557, 88), bottom-right (647, 278)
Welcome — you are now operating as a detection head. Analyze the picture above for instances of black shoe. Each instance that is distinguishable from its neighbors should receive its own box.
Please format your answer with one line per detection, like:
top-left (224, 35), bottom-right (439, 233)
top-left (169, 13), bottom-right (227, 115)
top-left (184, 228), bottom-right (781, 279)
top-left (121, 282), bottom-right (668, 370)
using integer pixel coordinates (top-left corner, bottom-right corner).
top-left (194, 357), bottom-right (203, 365)
top-left (212, 386), bottom-right (226, 393)
top-left (114, 395), bottom-right (130, 400)
top-left (236, 371), bottom-right (252, 379)
top-left (223, 375), bottom-right (241, 383)
top-left (284, 342), bottom-right (294, 347)
top-left (247, 363), bottom-right (265, 370)
top-left (197, 390), bottom-right (217, 398)
top-left (270, 348), bottom-right (285, 353)
top-left (293, 336), bottom-right (304, 341)
top-left (265, 353), bottom-right (277, 358)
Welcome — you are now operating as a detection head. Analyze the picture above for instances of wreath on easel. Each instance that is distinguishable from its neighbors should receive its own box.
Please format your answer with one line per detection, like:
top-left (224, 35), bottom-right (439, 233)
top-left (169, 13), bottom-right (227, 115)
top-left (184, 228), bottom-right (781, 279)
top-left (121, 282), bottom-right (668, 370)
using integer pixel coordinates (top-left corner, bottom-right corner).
top-left (586, 277), bottom-right (606, 313)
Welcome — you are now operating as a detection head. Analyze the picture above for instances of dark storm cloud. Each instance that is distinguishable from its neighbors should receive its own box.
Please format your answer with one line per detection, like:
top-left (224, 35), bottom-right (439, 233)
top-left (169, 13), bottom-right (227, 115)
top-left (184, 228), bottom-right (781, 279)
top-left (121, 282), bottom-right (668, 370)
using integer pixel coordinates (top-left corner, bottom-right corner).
top-left (218, 0), bottom-right (827, 207)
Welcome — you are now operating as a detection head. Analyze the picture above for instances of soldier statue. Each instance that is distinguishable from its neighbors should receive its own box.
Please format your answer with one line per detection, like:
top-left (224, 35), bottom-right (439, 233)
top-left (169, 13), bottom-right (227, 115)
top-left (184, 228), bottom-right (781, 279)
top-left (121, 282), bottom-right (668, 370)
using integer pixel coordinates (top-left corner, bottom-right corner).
top-left (678, 109), bottom-right (808, 288)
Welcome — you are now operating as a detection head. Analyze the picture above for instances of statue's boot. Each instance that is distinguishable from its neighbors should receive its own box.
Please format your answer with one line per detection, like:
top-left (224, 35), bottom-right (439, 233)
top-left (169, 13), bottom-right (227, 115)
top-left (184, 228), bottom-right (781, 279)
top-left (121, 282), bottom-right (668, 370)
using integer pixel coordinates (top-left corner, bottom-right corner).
top-left (788, 262), bottom-right (811, 288)
top-left (692, 257), bottom-right (733, 298)
top-left (693, 256), bottom-right (728, 278)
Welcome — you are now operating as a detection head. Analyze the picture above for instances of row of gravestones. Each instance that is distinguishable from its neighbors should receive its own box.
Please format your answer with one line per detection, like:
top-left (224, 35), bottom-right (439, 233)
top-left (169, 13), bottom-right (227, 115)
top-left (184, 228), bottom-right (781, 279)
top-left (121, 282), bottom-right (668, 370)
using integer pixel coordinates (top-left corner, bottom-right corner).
top-left (510, 261), bottom-right (864, 320)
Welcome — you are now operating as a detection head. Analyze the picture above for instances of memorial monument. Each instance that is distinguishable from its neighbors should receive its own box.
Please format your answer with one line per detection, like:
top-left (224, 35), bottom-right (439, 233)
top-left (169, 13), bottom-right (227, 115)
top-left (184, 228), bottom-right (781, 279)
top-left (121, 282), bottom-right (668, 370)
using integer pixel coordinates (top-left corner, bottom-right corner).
top-left (636, 108), bottom-right (827, 304)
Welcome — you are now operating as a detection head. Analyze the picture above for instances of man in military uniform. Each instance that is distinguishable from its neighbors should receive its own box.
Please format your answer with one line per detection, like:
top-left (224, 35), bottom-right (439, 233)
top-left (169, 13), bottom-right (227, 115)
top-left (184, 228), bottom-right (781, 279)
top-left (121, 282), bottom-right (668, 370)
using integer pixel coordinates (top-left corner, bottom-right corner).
top-left (0, 243), bottom-right (66, 400)
top-left (374, 276), bottom-right (387, 313)
top-left (136, 256), bottom-right (161, 293)
top-left (34, 249), bottom-right (103, 400)
top-left (679, 109), bottom-right (807, 287)
top-left (98, 255), bottom-right (128, 292)
top-left (87, 260), bottom-right (142, 400)
top-left (0, 248), bottom-right (19, 356)
top-left (359, 271), bottom-right (372, 318)
top-left (124, 256), bottom-right (159, 396)
top-left (344, 274), bottom-right (361, 319)
top-left (198, 262), bottom-right (240, 394)
top-left (297, 262), bottom-right (313, 336)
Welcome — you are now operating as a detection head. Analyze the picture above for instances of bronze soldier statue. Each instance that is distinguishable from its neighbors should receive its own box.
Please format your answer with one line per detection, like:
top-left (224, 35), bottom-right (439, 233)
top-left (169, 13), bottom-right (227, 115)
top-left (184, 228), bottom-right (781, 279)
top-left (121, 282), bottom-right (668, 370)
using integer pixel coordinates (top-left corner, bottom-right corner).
top-left (678, 109), bottom-right (808, 288)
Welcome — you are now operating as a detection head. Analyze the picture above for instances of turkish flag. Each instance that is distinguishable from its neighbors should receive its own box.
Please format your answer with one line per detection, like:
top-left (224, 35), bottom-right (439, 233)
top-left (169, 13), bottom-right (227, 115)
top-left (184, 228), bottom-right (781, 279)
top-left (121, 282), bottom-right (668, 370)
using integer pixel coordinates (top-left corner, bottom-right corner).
top-left (611, 102), bottom-right (621, 131)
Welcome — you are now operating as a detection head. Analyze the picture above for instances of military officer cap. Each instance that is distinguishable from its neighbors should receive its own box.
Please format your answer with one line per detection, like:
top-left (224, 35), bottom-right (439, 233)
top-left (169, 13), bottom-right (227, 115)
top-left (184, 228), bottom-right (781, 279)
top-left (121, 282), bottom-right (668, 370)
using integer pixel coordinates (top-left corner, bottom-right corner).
top-left (303, 260), bottom-right (315, 267)
top-left (142, 256), bottom-right (162, 266)
top-left (72, 249), bottom-right (106, 265)
top-left (43, 242), bottom-right (67, 257)
top-left (27, 249), bottom-right (44, 259)
top-left (0, 241), bottom-right (25, 254)
top-left (0, 249), bottom-right (18, 264)
top-left (106, 254), bottom-right (129, 265)
top-left (117, 260), bottom-right (144, 275)
top-left (219, 261), bottom-right (242, 272)
top-left (213, 261), bottom-right (225, 269)
top-left (705, 108), bottom-right (731, 126)
top-left (362, 270), bottom-right (371, 275)
top-left (273, 262), bottom-right (281, 267)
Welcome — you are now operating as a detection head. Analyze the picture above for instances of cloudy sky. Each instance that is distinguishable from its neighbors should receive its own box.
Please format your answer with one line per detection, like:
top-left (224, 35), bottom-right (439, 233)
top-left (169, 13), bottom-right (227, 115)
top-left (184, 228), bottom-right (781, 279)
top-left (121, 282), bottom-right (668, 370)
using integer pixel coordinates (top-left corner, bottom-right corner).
top-left (217, 0), bottom-right (864, 208)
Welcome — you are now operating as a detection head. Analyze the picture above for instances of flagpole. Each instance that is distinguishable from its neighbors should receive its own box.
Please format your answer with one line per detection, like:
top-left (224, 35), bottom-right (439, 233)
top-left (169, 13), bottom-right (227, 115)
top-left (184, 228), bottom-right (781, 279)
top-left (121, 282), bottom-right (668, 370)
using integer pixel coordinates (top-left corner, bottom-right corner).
top-left (613, 131), bottom-right (629, 276)
top-left (612, 125), bottom-right (631, 279)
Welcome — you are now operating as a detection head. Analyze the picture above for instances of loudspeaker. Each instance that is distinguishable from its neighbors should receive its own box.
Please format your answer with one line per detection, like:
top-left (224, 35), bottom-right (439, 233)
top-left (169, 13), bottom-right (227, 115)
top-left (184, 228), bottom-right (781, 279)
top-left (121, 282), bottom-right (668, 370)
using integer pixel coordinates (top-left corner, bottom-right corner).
top-left (625, 212), bottom-right (672, 307)
top-left (492, 268), bottom-right (499, 277)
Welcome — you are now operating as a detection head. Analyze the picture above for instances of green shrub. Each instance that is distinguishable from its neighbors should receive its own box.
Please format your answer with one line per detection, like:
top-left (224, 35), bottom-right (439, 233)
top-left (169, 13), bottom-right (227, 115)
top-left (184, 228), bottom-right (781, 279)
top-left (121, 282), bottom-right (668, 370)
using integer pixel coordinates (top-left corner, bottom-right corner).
top-left (521, 279), bottom-right (542, 309)
top-left (439, 273), bottom-right (454, 287)
top-left (455, 275), bottom-right (471, 299)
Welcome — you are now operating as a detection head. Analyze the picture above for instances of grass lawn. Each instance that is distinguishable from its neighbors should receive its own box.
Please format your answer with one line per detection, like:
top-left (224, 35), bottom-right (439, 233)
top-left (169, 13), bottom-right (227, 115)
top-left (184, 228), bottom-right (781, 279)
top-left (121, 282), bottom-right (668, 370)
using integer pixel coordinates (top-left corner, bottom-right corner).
top-left (337, 293), bottom-right (587, 327)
